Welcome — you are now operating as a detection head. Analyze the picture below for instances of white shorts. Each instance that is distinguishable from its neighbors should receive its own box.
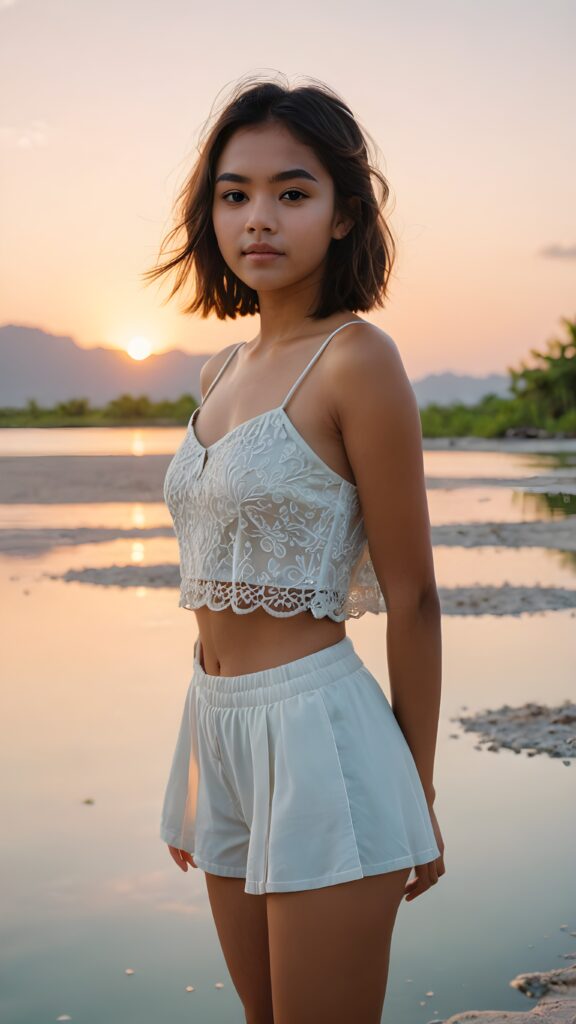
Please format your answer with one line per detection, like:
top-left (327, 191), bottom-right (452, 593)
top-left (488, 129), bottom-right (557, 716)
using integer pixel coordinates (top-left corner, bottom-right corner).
top-left (160, 635), bottom-right (440, 895)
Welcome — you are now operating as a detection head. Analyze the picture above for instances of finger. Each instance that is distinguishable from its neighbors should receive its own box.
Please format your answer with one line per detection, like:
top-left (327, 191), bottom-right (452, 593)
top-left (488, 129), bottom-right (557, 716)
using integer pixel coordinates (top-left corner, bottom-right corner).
top-left (406, 859), bottom-right (443, 900)
top-left (405, 885), bottom-right (427, 901)
top-left (403, 875), bottom-right (427, 900)
top-left (404, 865), bottom-right (433, 901)
top-left (167, 845), bottom-right (188, 871)
top-left (404, 863), bottom-right (430, 887)
top-left (430, 853), bottom-right (446, 881)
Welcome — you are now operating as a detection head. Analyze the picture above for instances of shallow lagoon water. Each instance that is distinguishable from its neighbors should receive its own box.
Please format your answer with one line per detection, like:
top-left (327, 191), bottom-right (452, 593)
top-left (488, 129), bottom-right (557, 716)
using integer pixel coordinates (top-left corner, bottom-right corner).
top-left (0, 430), bottom-right (575, 1023)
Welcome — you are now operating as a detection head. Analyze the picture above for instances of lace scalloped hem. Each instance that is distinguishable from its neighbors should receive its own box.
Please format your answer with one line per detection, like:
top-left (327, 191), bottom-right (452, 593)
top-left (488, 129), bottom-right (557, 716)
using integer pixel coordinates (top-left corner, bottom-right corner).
top-left (178, 578), bottom-right (386, 622)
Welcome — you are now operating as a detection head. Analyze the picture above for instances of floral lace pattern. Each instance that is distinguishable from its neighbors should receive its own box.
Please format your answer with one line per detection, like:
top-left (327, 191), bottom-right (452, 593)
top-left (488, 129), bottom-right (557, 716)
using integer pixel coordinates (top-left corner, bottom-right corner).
top-left (163, 406), bottom-right (387, 622)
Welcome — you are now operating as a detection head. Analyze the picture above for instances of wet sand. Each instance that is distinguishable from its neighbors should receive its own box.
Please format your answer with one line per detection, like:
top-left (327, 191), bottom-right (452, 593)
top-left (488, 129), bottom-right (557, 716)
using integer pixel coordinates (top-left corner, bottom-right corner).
top-left (1, 446), bottom-right (576, 505)
top-left (452, 701), bottom-right (576, 762)
top-left (441, 961), bottom-right (576, 1023)
top-left (1, 518), bottom-right (575, 558)
top-left (29, 564), bottom-right (576, 617)
top-left (1, 453), bottom-right (575, 619)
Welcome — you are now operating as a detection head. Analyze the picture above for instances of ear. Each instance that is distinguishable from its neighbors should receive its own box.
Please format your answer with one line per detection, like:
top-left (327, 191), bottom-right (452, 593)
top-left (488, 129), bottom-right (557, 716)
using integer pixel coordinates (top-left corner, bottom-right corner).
top-left (333, 196), bottom-right (360, 240)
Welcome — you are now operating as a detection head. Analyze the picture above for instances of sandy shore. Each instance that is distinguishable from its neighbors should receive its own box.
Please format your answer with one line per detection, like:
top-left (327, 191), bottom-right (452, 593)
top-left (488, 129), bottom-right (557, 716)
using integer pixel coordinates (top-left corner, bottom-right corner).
top-left (452, 701), bottom-right (576, 762)
top-left (1, 453), bottom-right (575, 618)
top-left (28, 563), bottom-right (576, 617)
top-left (0, 455), bottom-right (168, 505)
top-left (422, 437), bottom-right (576, 454)
top-left (1, 451), bottom-right (576, 504)
top-left (441, 962), bottom-right (576, 1023)
top-left (1, 518), bottom-right (575, 558)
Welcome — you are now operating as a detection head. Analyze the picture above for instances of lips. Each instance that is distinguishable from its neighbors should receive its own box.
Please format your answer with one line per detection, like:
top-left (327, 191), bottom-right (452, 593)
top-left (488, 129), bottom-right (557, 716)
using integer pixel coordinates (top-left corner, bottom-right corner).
top-left (243, 246), bottom-right (283, 254)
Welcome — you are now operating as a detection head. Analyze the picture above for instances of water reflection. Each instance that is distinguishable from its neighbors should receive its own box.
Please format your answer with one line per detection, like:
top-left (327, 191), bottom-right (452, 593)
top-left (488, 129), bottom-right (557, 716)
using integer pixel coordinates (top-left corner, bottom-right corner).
top-left (0, 435), bottom-right (574, 1024)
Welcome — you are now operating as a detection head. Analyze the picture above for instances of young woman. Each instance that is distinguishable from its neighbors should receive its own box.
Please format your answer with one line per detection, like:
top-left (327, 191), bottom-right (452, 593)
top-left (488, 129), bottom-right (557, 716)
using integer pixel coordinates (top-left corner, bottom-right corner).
top-left (145, 73), bottom-right (445, 1024)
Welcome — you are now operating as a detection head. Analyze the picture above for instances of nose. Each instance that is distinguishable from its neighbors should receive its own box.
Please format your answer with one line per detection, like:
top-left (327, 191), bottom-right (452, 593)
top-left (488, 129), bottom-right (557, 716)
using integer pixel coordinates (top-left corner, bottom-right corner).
top-left (244, 196), bottom-right (278, 233)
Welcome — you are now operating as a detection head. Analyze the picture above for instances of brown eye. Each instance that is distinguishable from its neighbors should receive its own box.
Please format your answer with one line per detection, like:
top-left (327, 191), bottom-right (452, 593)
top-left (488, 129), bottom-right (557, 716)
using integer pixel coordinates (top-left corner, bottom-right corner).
top-left (281, 189), bottom-right (307, 201)
top-left (220, 189), bottom-right (307, 204)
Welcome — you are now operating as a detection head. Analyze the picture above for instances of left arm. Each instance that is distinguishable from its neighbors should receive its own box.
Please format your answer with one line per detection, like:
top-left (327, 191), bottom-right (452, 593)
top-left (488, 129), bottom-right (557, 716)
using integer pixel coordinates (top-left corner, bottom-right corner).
top-left (332, 327), bottom-right (441, 805)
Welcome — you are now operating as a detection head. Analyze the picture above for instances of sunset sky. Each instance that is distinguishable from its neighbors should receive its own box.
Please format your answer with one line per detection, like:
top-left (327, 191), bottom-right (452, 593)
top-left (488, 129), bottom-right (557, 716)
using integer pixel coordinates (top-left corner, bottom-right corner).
top-left (1, 0), bottom-right (574, 380)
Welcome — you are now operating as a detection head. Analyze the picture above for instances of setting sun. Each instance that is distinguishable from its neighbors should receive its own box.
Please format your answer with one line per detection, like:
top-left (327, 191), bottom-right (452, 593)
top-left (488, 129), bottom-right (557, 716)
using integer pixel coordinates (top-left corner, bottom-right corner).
top-left (127, 336), bottom-right (152, 361)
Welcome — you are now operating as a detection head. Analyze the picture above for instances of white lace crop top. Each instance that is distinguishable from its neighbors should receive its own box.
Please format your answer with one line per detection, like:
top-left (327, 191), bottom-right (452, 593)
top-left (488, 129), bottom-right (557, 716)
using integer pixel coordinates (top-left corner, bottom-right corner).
top-left (163, 319), bottom-right (387, 621)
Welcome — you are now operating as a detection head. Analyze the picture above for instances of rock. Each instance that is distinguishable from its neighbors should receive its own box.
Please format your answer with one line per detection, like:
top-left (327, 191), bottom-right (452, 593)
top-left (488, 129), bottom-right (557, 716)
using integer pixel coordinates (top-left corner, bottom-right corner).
top-left (441, 963), bottom-right (576, 1024)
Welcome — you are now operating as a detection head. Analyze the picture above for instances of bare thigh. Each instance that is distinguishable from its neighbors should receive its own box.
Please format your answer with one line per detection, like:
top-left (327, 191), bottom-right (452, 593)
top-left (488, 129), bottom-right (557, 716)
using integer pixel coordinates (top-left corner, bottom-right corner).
top-left (204, 872), bottom-right (274, 1024)
top-left (267, 867), bottom-right (411, 1024)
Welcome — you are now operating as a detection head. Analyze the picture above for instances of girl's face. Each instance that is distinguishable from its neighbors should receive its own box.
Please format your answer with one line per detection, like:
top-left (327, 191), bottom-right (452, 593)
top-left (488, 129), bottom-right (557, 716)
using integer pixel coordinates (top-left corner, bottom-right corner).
top-left (211, 121), bottom-right (352, 296)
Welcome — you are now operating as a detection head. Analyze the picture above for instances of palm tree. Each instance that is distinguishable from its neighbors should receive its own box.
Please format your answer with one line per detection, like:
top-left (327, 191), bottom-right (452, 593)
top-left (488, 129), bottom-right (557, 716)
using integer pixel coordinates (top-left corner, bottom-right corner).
top-left (508, 316), bottom-right (576, 420)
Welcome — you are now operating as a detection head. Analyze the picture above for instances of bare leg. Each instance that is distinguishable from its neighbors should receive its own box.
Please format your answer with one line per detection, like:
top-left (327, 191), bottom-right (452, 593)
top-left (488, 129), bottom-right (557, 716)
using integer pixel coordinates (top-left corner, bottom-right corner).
top-left (204, 872), bottom-right (275, 1024)
top-left (267, 867), bottom-right (411, 1024)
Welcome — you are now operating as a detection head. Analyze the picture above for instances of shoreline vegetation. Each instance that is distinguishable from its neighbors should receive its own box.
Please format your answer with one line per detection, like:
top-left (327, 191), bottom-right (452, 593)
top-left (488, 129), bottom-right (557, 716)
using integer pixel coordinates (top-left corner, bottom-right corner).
top-left (2, 317), bottom-right (574, 437)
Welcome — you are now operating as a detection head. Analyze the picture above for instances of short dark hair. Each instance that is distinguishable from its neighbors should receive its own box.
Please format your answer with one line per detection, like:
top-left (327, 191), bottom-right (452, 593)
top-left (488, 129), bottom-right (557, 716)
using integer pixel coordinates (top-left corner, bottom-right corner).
top-left (142, 72), bottom-right (397, 320)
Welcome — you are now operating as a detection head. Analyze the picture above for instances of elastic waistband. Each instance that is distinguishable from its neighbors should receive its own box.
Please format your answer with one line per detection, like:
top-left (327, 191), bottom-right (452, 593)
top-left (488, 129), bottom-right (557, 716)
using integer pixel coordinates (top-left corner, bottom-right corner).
top-left (192, 635), bottom-right (364, 708)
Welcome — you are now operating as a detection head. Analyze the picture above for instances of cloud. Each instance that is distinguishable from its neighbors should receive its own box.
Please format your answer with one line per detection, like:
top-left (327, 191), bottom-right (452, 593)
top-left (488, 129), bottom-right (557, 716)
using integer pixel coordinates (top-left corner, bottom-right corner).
top-left (538, 243), bottom-right (576, 260)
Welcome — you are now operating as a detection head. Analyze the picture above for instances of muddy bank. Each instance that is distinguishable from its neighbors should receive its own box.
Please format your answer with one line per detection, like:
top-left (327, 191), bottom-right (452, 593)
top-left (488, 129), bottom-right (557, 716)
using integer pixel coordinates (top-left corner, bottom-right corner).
top-left (422, 437), bottom-right (576, 454)
top-left (28, 563), bottom-right (576, 617)
top-left (441, 962), bottom-right (576, 1023)
top-left (426, 475), bottom-right (576, 495)
top-left (432, 520), bottom-right (576, 552)
top-left (1, 452), bottom-right (576, 504)
top-left (1, 518), bottom-right (575, 558)
top-left (452, 701), bottom-right (576, 761)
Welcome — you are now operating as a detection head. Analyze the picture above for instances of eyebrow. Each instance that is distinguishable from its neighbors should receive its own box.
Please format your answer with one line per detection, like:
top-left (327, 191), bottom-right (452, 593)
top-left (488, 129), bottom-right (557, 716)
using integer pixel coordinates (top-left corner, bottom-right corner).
top-left (214, 168), bottom-right (319, 185)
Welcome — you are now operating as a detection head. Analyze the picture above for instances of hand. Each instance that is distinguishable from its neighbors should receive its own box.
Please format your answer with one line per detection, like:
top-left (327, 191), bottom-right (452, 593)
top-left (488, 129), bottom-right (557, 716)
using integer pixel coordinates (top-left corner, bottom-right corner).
top-left (403, 804), bottom-right (445, 902)
top-left (168, 844), bottom-right (197, 872)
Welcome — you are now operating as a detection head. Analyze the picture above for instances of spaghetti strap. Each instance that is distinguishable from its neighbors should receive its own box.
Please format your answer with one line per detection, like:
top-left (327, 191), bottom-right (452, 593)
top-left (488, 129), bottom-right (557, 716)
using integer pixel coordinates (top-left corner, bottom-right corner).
top-left (200, 342), bottom-right (245, 405)
top-left (280, 320), bottom-right (367, 410)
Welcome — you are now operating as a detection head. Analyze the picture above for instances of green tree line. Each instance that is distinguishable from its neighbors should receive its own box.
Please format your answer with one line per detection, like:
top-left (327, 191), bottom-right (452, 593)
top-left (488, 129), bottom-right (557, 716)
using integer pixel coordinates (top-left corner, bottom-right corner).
top-left (420, 315), bottom-right (575, 438)
top-left (1, 315), bottom-right (574, 437)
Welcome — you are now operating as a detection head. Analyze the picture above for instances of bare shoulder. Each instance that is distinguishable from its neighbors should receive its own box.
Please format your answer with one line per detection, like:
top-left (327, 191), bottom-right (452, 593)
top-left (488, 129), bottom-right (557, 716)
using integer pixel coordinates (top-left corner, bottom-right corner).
top-left (327, 321), bottom-right (435, 607)
top-left (199, 341), bottom-right (242, 401)
top-left (328, 319), bottom-right (413, 419)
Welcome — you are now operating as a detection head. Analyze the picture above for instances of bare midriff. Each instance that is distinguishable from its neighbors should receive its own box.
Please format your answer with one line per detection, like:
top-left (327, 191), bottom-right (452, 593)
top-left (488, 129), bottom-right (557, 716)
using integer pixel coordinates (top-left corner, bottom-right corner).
top-left (194, 603), bottom-right (346, 677)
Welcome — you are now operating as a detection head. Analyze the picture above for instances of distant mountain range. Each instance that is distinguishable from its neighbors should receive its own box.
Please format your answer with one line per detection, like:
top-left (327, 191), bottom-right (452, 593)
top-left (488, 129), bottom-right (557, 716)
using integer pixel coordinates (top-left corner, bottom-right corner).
top-left (0, 324), bottom-right (513, 408)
